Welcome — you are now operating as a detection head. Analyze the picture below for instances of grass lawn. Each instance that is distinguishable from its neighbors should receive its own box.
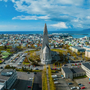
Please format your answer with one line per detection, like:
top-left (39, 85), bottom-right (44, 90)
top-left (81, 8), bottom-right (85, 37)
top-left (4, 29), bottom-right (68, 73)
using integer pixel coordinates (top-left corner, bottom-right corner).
top-left (74, 75), bottom-right (87, 79)
top-left (0, 60), bottom-right (3, 63)
top-left (23, 62), bottom-right (30, 65)
top-left (25, 49), bottom-right (39, 53)
top-left (16, 68), bottom-right (42, 72)
top-left (51, 49), bottom-right (65, 53)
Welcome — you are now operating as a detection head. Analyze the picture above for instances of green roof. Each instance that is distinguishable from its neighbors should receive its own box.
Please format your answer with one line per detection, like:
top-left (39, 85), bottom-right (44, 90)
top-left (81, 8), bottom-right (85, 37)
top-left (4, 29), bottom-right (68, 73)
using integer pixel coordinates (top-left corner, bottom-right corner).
top-left (2, 56), bottom-right (8, 59)
top-left (2, 52), bottom-right (11, 56)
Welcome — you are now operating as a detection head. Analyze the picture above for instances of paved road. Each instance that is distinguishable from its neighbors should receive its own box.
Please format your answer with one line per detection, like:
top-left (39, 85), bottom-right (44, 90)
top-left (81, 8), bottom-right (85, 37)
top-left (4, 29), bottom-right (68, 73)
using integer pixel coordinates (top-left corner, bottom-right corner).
top-left (0, 49), bottom-right (35, 69)
top-left (33, 72), bottom-right (42, 90)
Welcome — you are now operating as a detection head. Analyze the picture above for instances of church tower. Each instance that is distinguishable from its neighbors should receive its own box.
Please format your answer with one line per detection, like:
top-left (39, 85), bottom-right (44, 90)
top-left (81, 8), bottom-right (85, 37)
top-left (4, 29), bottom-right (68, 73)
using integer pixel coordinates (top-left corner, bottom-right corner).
top-left (40, 23), bottom-right (52, 64)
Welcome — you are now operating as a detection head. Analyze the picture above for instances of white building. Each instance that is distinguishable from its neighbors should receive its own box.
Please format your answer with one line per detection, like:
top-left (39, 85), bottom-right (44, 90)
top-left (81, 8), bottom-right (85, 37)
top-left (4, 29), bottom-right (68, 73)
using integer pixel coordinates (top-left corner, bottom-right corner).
top-left (81, 63), bottom-right (90, 78)
top-left (69, 46), bottom-right (85, 53)
top-left (85, 50), bottom-right (90, 58)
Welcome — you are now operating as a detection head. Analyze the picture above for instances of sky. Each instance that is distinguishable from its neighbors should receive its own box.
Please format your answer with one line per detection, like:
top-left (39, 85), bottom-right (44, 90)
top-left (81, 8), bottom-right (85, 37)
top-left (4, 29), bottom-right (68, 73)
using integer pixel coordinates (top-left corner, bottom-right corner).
top-left (0, 0), bottom-right (90, 31)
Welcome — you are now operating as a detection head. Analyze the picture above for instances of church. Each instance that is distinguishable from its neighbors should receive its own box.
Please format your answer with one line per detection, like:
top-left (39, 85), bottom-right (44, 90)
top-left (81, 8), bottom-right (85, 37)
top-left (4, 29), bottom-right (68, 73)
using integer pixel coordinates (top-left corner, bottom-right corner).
top-left (40, 23), bottom-right (52, 64)
top-left (40, 23), bottom-right (60, 64)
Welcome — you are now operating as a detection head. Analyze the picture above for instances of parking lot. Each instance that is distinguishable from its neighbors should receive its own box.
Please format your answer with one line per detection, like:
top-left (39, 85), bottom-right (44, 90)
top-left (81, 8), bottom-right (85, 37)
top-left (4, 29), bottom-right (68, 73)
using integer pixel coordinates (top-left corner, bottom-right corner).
top-left (53, 72), bottom-right (70, 90)
top-left (10, 72), bottom-right (34, 90)
top-left (75, 77), bottom-right (90, 90)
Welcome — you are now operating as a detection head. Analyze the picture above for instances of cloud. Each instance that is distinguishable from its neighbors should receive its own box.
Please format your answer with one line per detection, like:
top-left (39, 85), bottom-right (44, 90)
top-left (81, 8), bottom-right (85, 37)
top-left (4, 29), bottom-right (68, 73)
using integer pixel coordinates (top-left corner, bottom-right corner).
top-left (10, 0), bottom-right (90, 30)
top-left (86, 16), bottom-right (90, 19)
top-left (4, 0), bottom-right (8, 2)
top-left (50, 22), bottom-right (68, 29)
top-left (12, 15), bottom-right (50, 20)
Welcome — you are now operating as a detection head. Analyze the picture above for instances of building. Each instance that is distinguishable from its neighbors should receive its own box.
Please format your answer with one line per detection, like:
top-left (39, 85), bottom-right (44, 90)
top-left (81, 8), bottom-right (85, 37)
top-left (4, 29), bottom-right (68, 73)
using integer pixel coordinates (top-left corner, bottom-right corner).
top-left (81, 63), bottom-right (90, 78)
top-left (85, 50), bottom-right (90, 58)
top-left (40, 24), bottom-right (52, 64)
top-left (61, 67), bottom-right (73, 79)
top-left (69, 46), bottom-right (85, 53)
top-left (0, 69), bottom-right (17, 90)
top-left (61, 67), bottom-right (86, 79)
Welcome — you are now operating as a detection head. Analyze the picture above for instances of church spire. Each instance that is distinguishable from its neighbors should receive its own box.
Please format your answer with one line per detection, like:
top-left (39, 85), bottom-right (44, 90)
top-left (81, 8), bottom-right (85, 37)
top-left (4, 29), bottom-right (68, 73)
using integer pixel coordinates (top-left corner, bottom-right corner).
top-left (44, 23), bottom-right (48, 35)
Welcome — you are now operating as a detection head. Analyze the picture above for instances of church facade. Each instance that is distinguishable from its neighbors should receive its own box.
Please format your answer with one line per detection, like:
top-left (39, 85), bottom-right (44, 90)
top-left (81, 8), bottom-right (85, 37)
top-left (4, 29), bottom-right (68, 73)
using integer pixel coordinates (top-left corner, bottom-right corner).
top-left (40, 23), bottom-right (52, 64)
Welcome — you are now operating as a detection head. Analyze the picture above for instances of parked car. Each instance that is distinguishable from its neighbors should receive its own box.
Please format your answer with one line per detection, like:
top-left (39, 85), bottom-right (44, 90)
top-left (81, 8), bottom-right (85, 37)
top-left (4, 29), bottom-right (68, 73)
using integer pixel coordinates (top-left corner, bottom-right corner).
top-left (27, 72), bottom-right (30, 74)
top-left (71, 87), bottom-right (76, 90)
top-left (34, 72), bottom-right (37, 74)
top-left (28, 86), bottom-right (32, 88)
top-left (53, 78), bottom-right (58, 81)
top-left (68, 83), bottom-right (73, 85)
top-left (35, 68), bottom-right (39, 70)
top-left (29, 78), bottom-right (33, 80)
top-left (78, 83), bottom-right (81, 85)
top-left (62, 77), bottom-right (65, 79)
top-left (77, 87), bottom-right (80, 89)
top-left (79, 84), bottom-right (84, 87)
top-left (81, 87), bottom-right (85, 89)
top-left (54, 81), bottom-right (58, 84)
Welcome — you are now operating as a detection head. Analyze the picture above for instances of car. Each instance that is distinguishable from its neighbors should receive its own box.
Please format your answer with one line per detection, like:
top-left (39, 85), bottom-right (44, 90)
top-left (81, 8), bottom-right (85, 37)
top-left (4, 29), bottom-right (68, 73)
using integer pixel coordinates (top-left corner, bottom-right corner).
top-left (54, 81), bottom-right (58, 84)
top-left (68, 83), bottom-right (73, 85)
top-left (64, 64), bottom-right (67, 66)
top-left (81, 87), bottom-right (85, 89)
top-left (52, 75), bottom-right (57, 78)
top-left (77, 87), bottom-right (80, 89)
top-left (13, 89), bottom-right (16, 90)
top-left (27, 72), bottom-right (30, 74)
top-left (29, 78), bottom-right (33, 80)
top-left (0, 67), bottom-right (3, 69)
top-left (71, 87), bottom-right (76, 90)
top-left (34, 72), bottom-right (37, 74)
top-left (35, 68), bottom-right (39, 70)
top-left (79, 84), bottom-right (84, 87)
top-left (75, 63), bottom-right (77, 65)
top-left (62, 77), bottom-right (65, 79)
top-left (53, 78), bottom-right (58, 81)
top-left (28, 86), bottom-right (32, 88)
top-left (55, 71), bottom-right (58, 73)
top-left (78, 83), bottom-right (81, 85)
top-left (18, 63), bottom-right (21, 65)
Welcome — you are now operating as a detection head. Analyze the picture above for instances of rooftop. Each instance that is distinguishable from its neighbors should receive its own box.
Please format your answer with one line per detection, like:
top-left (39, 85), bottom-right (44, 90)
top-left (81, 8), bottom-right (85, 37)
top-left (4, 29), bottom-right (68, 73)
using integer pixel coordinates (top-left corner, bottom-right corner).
top-left (82, 63), bottom-right (90, 69)
top-left (0, 69), bottom-right (15, 81)
top-left (71, 46), bottom-right (85, 50)
top-left (71, 68), bottom-right (85, 73)
top-left (62, 67), bottom-right (73, 74)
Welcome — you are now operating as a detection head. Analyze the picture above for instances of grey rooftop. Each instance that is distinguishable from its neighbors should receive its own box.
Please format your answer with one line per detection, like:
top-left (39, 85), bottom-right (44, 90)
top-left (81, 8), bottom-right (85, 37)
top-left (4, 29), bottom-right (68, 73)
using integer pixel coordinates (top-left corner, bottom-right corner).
top-left (62, 67), bottom-right (73, 74)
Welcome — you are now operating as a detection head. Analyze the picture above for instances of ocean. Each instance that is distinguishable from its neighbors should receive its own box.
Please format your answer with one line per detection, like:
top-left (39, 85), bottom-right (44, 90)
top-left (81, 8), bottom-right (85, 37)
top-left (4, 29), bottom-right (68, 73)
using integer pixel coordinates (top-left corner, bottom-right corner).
top-left (0, 30), bottom-right (90, 38)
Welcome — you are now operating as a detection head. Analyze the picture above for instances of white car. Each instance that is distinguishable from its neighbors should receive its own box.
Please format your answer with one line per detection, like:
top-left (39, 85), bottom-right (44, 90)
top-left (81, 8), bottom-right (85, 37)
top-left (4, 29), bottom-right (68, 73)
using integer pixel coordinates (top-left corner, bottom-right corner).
top-left (62, 77), bottom-right (65, 79)
top-left (52, 75), bottom-right (57, 78)
top-left (54, 81), bottom-right (58, 84)
top-left (71, 87), bottom-right (76, 90)
top-left (29, 78), bottom-right (33, 80)
top-left (77, 87), bottom-right (80, 89)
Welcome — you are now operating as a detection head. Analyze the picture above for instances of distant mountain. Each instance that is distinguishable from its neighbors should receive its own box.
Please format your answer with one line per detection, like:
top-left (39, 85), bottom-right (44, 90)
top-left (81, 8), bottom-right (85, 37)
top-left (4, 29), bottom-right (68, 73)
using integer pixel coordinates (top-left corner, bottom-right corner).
top-left (83, 28), bottom-right (90, 32)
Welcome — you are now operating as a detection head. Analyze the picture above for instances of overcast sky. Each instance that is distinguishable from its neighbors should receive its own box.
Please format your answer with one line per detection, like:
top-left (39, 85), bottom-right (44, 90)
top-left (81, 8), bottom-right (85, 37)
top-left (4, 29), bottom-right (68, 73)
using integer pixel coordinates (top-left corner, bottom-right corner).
top-left (0, 0), bottom-right (90, 31)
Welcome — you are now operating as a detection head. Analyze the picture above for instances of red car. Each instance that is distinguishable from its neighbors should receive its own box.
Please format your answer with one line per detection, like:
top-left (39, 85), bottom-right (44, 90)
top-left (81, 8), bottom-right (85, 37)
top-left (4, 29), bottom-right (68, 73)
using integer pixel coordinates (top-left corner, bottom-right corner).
top-left (81, 87), bottom-right (85, 89)
top-left (28, 86), bottom-right (32, 88)
top-left (75, 63), bottom-right (77, 65)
